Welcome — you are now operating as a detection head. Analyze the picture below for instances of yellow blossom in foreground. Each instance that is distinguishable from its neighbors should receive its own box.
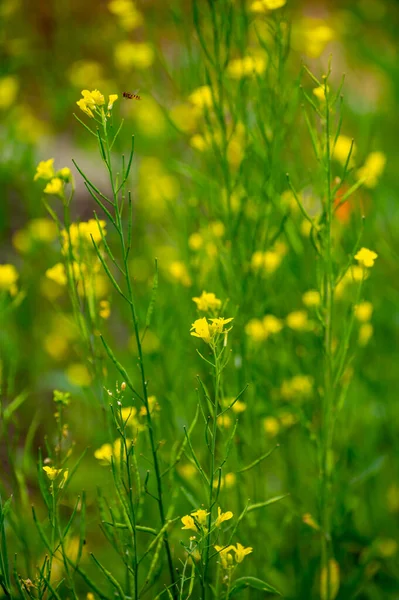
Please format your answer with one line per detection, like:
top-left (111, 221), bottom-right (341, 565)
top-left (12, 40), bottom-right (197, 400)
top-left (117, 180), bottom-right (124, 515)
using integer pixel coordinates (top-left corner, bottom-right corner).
top-left (210, 317), bottom-right (233, 334)
top-left (190, 317), bottom-right (212, 343)
top-left (192, 291), bottom-right (222, 312)
top-left (354, 302), bottom-right (373, 322)
top-left (0, 264), bottom-right (18, 291)
top-left (46, 263), bottom-right (67, 286)
top-left (191, 509), bottom-right (209, 526)
top-left (356, 151), bottom-right (386, 188)
top-left (108, 94), bottom-right (118, 110)
top-left (302, 290), bottom-right (321, 308)
top-left (34, 159), bottom-right (55, 181)
top-left (44, 177), bottom-right (64, 196)
top-left (43, 466), bottom-right (62, 481)
top-left (181, 515), bottom-right (196, 531)
top-left (76, 99), bottom-right (94, 118)
top-left (234, 543), bottom-right (253, 563)
top-left (227, 55), bottom-right (266, 79)
top-left (251, 0), bottom-right (286, 12)
top-left (215, 507), bottom-right (233, 527)
top-left (354, 247), bottom-right (378, 268)
top-left (214, 545), bottom-right (235, 569)
top-left (286, 310), bottom-right (309, 331)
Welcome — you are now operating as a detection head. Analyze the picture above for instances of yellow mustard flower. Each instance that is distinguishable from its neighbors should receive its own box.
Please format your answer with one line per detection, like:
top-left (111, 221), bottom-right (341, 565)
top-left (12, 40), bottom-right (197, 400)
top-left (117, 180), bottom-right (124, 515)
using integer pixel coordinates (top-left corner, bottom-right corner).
top-left (0, 264), bottom-right (18, 291)
top-left (181, 515), bottom-right (197, 531)
top-left (302, 513), bottom-right (320, 531)
top-left (188, 232), bottom-right (203, 251)
top-left (313, 85), bottom-right (329, 101)
top-left (358, 323), bottom-right (373, 346)
top-left (66, 363), bottom-right (92, 387)
top-left (82, 89), bottom-right (105, 107)
top-left (57, 167), bottom-right (72, 181)
top-left (251, 0), bottom-right (286, 12)
top-left (190, 317), bottom-right (212, 343)
top-left (214, 545), bottom-right (235, 569)
top-left (192, 291), bottom-right (222, 312)
top-left (94, 438), bottom-right (131, 465)
top-left (263, 416), bottom-right (280, 437)
top-left (227, 55), bottom-right (266, 79)
top-left (245, 318), bottom-right (267, 342)
top-left (210, 317), bottom-right (234, 334)
top-left (354, 247), bottom-right (378, 268)
top-left (233, 543), bottom-right (253, 563)
top-left (215, 507), bottom-right (233, 527)
top-left (43, 466), bottom-right (62, 481)
top-left (34, 158), bottom-right (55, 181)
top-left (108, 0), bottom-right (143, 30)
top-left (281, 375), bottom-right (314, 400)
top-left (302, 290), bottom-right (321, 308)
top-left (99, 299), bottom-right (111, 319)
top-left (0, 75), bottom-right (19, 109)
top-left (356, 151), bottom-right (386, 188)
top-left (332, 135), bottom-right (356, 166)
top-left (169, 261), bottom-right (192, 286)
top-left (46, 263), bottom-right (67, 286)
top-left (354, 302), bottom-right (373, 322)
top-left (108, 94), bottom-right (118, 110)
top-left (76, 98), bottom-right (94, 118)
top-left (263, 315), bottom-right (283, 335)
top-left (44, 177), bottom-right (64, 196)
top-left (286, 310), bottom-right (309, 331)
top-left (188, 85), bottom-right (215, 111)
top-left (263, 251), bottom-right (283, 274)
top-left (191, 509), bottom-right (209, 526)
top-left (114, 41), bottom-right (154, 70)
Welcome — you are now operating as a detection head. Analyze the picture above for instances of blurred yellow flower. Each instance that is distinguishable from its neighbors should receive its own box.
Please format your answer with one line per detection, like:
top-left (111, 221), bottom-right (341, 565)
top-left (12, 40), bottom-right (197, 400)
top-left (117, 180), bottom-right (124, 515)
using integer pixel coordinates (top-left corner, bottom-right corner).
top-left (188, 85), bottom-right (215, 111)
top-left (68, 60), bottom-right (103, 88)
top-left (0, 75), bottom-right (19, 109)
top-left (358, 323), bottom-right (373, 346)
top-left (264, 251), bottom-right (283, 274)
top-left (114, 41), bottom-right (154, 70)
top-left (332, 135), bottom-right (356, 166)
top-left (375, 538), bottom-right (398, 558)
top-left (263, 416), bottom-right (280, 437)
top-left (251, 0), bottom-right (286, 12)
top-left (281, 375), bottom-right (313, 400)
top-left (286, 310), bottom-right (309, 331)
top-left (192, 291), bottom-right (222, 312)
top-left (294, 18), bottom-right (335, 58)
top-left (46, 263), bottom-right (67, 286)
top-left (133, 96), bottom-right (166, 137)
top-left (313, 85), bottom-right (329, 101)
top-left (354, 302), bottom-right (373, 322)
top-left (94, 439), bottom-right (127, 465)
top-left (99, 299), bottom-right (111, 319)
top-left (34, 158), bottom-right (55, 181)
top-left (215, 507), bottom-right (233, 527)
top-left (44, 177), bottom-right (64, 196)
top-left (0, 264), bottom-right (18, 291)
top-left (245, 318), bottom-right (267, 342)
top-left (43, 466), bottom-right (62, 481)
top-left (302, 290), bottom-right (321, 308)
top-left (320, 559), bottom-right (340, 600)
top-left (57, 167), bottom-right (72, 181)
top-left (356, 151), bottom-right (386, 188)
top-left (227, 55), bottom-right (266, 79)
top-left (302, 513), bottom-right (320, 531)
top-left (263, 315), bottom-right (283, 335)
top-left (66, 363), bottom-right (92, 387)
top-left (188, 232), bottom-right (203, 251)
top-left (169, 261), bottom-right (192, 286)
top-left (108, 0), bottom-right (143, 30)
top-left (354, 247), bottom-right (377, 268)
top-left (169, 103), bottom-right (199, 133)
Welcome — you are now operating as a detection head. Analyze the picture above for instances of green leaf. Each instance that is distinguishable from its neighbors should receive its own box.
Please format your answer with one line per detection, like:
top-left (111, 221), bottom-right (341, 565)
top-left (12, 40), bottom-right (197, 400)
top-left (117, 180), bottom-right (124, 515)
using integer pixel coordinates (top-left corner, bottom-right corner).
top-left (229, 576), bottom-right (281, 597)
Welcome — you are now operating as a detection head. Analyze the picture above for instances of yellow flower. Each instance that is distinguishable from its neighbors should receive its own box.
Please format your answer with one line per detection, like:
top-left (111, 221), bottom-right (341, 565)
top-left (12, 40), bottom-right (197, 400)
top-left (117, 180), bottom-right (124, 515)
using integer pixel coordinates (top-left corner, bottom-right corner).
top-left (82, 89), bottom-right (104, 106)
top-left (190, 317), bottom-right (212, 344)
top-left (358, 323), bottom-right (373, 346)
top-left (281, 375), bottom-right (314, 400)
top-left (191, 509), bottom-right (209, 526)
top-left (114, 41), bottom-right (154, 70)
top-left (107, 94), bottom-right (118, 110)
top-left (44, 177), bottom-right (64, 196)
top-left (94, 438), bottom-right (130, 465)
top-left (245, 318), bottom-right (267, 342)
top-left (354, 302), bottom-right (373, 322)
top-left (354, 247), bottom-right (378, 268)
top-left (263, 315), bottom-right (283, 335)
top-left (313, 85), bottom-right (329, 101)
top-left (375, 538), bottom-right (398, 558)
top-left (332, 135), bottom-right (356, 166)
top-left (192, 291), bottom-right (222, 312)
top-left (302, 290), bottom-right (321, 308)
top-left (227, 55), bottom-right (266, 79)
top-left (209, 317), bottom-right (234, 335)
top-left (46, 263), bottom-right (67, 286)
top-left (263, 416), bottom-right (280, 437)
top-left (43, 466), bottom-right (62, 481)
top-left (214, 545), bottom-right (235, 569)
top-left (169, 261), bottom-right (192, 286)
top-left (233, 543), bottom-right (253, 563)
top-left (356, 151), bottom-right (386, 188)
top-left (188, 85), bottom-right (215, 111)
top-left (108, 0), bottom-right (143, 30)
top-left (76, 98), bottom-right (94, 118)
top-left (57, 167), bottom-right (72, 181)
top-left (66, 363), bottom-right (92, 387)
top-left (0, 264), bottom-right (18, 291)
top-left (181, 515), bottom-right (197, 531)
top-left (215, 507), bottom-right (233, 527)
top-left (263, 251), bottom-right (283, 274)
top-left (0, 75), bottom-right (19, 109)
top-left (99, 299), bottom-right (111, 319)
top-left (286, 310), bottom-right (309, 331)
top-left (251, 0), bottom-right (286, 12)
top-left (34, 158), bottom-right (55, 181)
top-left (188, 232), bottom-right (203, 251)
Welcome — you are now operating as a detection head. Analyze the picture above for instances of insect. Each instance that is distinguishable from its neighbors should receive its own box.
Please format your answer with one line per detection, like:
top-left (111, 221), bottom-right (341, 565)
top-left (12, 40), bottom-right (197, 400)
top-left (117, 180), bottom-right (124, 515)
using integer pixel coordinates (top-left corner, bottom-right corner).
top-left (123, 91), bottom-right (141, 100)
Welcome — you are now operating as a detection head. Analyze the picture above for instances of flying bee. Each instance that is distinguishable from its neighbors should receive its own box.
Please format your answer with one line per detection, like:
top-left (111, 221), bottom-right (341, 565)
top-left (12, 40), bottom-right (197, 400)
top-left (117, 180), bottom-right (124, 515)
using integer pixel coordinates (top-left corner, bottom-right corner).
top-left (123, 91), bottom-right (141, 100)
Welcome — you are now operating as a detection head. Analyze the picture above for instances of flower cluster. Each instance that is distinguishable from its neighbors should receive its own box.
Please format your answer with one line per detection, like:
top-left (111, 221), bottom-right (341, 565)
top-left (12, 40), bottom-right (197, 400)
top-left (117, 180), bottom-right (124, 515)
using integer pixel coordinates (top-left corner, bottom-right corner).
top-left (190, 316), bottom-right (233, 344)
top-left (33, 158), bottom-right (72, 198)
top-left (76, 89), bottom-right (118, 119)
top-left (214, 543), bottom-right (253, 569)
